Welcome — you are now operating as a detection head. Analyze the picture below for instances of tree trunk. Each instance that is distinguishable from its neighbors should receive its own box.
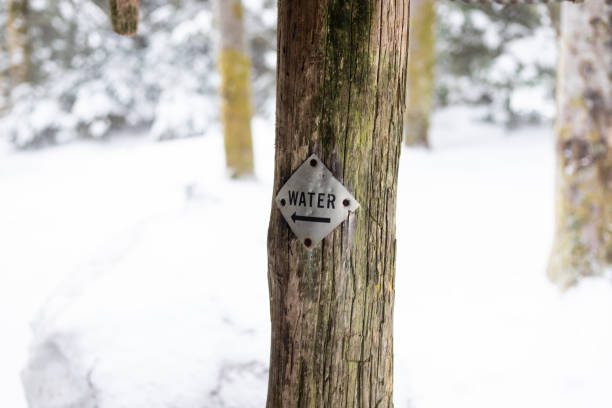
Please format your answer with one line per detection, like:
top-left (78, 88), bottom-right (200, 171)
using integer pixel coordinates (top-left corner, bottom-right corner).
top-left (548, 0), bottom-right (612, 289)
top-left (0, 35), bottom-right (8, 114)
top-left (7, 0), bottom-right (30, 85)
top-left (109, 0), bottom-right (139, 36)
top-left (214, 0), bottom-right (255, 178)
top-left (404, 0), bottom-right (435, 148)
top-left (266, 1), bottom-right (409, 407)
top-left (547, 3), bottom-right (561, 38)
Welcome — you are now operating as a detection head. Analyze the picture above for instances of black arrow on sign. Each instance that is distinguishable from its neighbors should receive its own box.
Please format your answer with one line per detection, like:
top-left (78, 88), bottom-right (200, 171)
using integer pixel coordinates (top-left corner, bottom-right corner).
top-left (291, 212), bottom-right (331, 224)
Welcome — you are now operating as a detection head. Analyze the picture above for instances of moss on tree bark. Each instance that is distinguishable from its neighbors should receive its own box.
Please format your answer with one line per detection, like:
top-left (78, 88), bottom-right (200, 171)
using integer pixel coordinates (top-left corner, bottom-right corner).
top-left (266, 0), bottom-right (409, 406)
top-left (215, 0), bottom-right (255, 178)
top-left (405, 0), bottom-right (435, 148)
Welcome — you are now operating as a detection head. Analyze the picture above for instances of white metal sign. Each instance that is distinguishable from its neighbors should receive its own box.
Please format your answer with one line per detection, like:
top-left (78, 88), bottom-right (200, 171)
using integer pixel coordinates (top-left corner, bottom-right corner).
top-left (275, 154), bottom-right (360, 248)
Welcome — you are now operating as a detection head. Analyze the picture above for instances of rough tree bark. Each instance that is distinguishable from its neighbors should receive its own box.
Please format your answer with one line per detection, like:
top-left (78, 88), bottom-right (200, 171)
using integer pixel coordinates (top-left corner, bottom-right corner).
top-left (404, 0), bottom-right (435, 148)
top-left (548, 0), bottom-right (612, 288)
top-left (214, 0), bottom-right (255, 178)
top-left (266, 1), bottom-right (409, 407)
top-left (109, 0), bottom-right (139, 36)
top-left (7, 0), bottom-right (30, 85)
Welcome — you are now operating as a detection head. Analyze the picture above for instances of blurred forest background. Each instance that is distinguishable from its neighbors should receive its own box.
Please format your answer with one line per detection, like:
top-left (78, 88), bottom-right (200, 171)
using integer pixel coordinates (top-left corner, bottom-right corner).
top-left (1, 1), bottom-right (611, 408)
top-left (0, 0), bottom-right (276, 146)
top-left (0, 0), bottom-right (557, 148)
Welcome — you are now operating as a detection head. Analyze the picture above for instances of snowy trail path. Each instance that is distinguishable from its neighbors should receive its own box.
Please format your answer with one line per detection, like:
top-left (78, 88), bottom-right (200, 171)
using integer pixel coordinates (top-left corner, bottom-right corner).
top-left (0, 123), bottom-right (274, 408)
top-left (1, 109), bottom-right (612, 408)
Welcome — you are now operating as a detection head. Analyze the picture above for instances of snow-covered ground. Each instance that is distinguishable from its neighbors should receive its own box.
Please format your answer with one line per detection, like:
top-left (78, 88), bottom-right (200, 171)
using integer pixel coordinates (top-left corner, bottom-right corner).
top-left (1, 108), bottom-right (611, 408)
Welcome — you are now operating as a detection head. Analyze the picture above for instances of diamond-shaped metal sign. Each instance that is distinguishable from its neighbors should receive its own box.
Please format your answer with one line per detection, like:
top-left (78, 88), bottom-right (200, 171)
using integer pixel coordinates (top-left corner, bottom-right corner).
top-left (275, 154), bottom-right (360, 248)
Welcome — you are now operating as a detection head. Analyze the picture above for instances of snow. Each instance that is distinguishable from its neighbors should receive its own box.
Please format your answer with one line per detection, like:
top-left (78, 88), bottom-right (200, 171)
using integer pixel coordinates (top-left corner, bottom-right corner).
top-left (395, 107), bottom-right (612, 408)
top-left (1, 108), bottom-right (612, 408)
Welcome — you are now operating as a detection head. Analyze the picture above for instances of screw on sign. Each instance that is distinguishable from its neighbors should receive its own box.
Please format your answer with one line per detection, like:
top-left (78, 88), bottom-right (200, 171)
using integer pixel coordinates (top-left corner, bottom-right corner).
top-left (275, 154), bottom-right (360, 248)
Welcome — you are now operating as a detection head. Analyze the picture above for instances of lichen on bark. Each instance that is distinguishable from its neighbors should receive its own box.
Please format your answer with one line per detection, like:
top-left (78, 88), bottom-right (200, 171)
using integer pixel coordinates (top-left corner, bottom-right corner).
top-left (219, 49), bottom-right (254, 177)
top-left (548, 0), bottom-right (612, 288)
top-left (214, 0), bottom-right (254, 178)
top-left (404, 0), bottom-right (436, 148)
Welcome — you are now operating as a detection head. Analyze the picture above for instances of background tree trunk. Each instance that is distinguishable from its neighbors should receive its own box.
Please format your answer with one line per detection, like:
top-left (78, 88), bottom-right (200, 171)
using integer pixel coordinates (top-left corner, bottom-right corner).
top-left (0, 35), bottom-right (8, 114)
top-left (109, 0), bottom-right (139, 36)
top-left (7, 0), bottom-right (30, 85)
top-left (548, 0), bottom-right (612, 289)
top-left (266, 1), bottom-right (409, 406)
top-left (547, 3), bottom-right (561, 38)
top-left (214, 0), bottom-right (255, 178)
top-left (404, 0), bottom-right (435, 148)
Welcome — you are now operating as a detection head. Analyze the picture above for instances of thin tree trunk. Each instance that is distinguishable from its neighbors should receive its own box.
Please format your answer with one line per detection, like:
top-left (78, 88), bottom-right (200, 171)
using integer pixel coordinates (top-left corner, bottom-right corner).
top-left (7, 0), bottom-right (30, 85)
top-left (0, 36), bottom-right (8, 114)
top-left (214, 0), bottom-right (255, 178)
top-left (548, 0), bottom-right (612, 288)
top-left (109, 0), bottom-right (139, 36)
top-left (547, 3), bottom-right (561, 38)
top-left (266, 1), bottom-right (409, 406)
top-left (405, 0), bottom-right (435, 148)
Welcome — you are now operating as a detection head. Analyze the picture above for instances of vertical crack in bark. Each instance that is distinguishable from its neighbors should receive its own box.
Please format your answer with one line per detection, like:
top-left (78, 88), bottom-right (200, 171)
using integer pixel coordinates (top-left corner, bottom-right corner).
top-left (342, 0), bottom-right (356, 183)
